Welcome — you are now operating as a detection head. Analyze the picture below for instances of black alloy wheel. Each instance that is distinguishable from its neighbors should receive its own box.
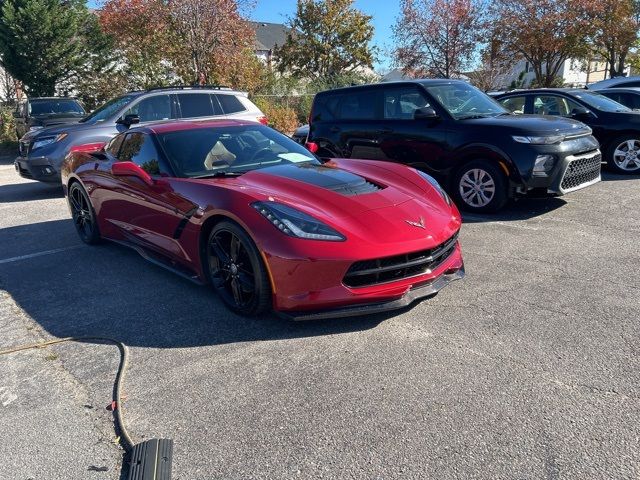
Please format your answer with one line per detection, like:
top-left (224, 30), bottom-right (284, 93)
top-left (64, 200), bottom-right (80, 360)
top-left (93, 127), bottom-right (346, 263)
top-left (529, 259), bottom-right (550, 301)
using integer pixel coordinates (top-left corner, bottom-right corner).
top-left (207, 221), bottom-right (271, 316)
top-left (68, 182), bottom-right (100, 245)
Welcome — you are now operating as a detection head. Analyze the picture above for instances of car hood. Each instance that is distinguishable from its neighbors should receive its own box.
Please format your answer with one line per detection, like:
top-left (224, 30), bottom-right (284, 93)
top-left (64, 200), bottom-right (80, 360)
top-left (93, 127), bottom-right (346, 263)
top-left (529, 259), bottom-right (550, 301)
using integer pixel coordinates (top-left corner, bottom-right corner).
top-left (233, 162), bottom-right (460, 243)
top-left (465, 114), bottom-right (592, 136)
top-left (21, 120), bottom-right (96, 141)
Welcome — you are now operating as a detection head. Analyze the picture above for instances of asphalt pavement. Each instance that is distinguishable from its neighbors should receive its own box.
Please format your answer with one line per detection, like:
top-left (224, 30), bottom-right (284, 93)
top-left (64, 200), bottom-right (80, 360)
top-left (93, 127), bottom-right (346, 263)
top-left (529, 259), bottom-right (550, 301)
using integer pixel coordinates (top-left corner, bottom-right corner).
top-left (0, 154), bottom-right (638, 479)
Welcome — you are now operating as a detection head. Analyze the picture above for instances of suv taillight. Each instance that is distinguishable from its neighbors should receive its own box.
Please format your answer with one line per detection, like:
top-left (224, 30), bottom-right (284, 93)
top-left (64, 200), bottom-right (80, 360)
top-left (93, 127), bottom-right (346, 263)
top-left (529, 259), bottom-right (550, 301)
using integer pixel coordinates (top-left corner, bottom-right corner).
top-left (257, 116), bottom-right (268, 125)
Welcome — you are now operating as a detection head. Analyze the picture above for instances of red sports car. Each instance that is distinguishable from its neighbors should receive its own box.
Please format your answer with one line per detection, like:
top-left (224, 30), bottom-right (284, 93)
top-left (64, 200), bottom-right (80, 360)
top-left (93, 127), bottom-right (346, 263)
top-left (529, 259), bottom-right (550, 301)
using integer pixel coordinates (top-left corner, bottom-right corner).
top-left (61, 120), bottom-right (464, 320)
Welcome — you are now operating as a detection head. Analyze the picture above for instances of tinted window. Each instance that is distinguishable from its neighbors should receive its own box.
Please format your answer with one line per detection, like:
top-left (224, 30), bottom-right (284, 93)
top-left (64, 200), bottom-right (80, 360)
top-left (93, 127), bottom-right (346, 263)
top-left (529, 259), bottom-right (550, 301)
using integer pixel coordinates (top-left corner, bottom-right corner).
top-left (384, 87), bottom-right (431, 119)
top-left (216, 94), bottom-right (245, 114)
top-left (532, 95), bottom-right (578, 116)
top-left (105, 134), bottom-right (125, 156)
top-left (424, 83), bottom-right (507, 119)
top-left (311, 94), bottom-right (341, 121)
top-left (337, 90), bottom-right (377, 120)
top-left (81, 94), bottom-right (137, 123)
top-left (499, 96), bottom-right (526, 114)
top-left (119, 132), bottom-right (168, 175)
top-left (178, 93), bottom-right (221, 118)
top-left (571, 91), bottom-right (631, 112)
top-left (123, 95), bottom-right (172, 123)
top-left (30, 99), bottom-right (85, 115)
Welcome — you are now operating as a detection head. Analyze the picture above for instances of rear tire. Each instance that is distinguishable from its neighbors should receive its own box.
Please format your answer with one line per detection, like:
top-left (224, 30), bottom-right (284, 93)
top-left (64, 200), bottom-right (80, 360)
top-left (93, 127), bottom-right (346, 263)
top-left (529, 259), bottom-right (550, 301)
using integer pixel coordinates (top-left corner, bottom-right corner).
top-left (206, 221), bottom-right (272, 316)
top-left (68, 182), bottom-right (101, 245)
top-left (605, 136), bottom-right (640, 174)
top-left (452, 160), bottom-right (508, 213)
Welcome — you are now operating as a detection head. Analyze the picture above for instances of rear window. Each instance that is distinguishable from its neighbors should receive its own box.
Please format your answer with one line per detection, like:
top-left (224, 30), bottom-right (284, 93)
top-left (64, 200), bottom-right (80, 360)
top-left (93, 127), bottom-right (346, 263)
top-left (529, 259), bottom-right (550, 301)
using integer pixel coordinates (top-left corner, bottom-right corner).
top-left (312, 90), bottom-right (379, 121)
top-left (177, 93), bottom-right (222, 118)
top-left (216, 94), bottom-right (245, 114)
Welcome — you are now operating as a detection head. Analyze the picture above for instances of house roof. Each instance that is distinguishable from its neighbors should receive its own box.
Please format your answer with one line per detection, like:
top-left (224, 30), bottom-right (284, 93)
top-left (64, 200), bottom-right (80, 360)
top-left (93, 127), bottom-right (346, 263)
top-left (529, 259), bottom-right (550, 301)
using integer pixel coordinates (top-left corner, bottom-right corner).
top-left (252, 21), bottom-right (290, 51)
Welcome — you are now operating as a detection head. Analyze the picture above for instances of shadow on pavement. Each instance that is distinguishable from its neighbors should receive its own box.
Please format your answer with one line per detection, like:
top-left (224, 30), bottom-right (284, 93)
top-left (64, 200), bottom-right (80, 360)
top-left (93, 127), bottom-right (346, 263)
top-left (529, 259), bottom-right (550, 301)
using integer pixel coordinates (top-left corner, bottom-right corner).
top-left (0, 181), bottom-right (63, 203)
top-left (462, 196), bottom-right (566, 223)
top-left (600, 170), bottom-right (640, 182)
top-left (0, 220), bottom-right (387, 351)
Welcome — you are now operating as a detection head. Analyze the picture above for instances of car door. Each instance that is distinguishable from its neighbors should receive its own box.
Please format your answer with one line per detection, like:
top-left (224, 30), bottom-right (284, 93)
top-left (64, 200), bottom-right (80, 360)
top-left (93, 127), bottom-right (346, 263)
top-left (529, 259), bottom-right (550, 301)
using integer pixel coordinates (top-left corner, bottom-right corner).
top-left (377, 84), bottom-right (450, 172)
top-left (105, 131), bottom-right (197, 262)
top-left (117, 94), bottom-right (177, 133)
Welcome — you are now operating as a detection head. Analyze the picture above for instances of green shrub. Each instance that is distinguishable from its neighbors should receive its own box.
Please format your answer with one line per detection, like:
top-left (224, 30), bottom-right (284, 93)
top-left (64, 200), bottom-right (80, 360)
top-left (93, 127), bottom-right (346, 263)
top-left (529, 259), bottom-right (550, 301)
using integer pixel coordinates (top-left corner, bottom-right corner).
top-left (0, 107), bottom-right (18, 143)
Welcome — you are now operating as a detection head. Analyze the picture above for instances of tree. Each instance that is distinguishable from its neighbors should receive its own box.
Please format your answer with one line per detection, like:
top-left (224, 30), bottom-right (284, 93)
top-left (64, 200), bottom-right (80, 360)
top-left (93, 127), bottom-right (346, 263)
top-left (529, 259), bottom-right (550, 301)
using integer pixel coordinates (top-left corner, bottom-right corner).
top-left (466, 34), bottom-right (513, 91)
top-left (0, 0), bottom-right (89, 96)
top-left (590, 0), bottom-right (640, 78)
top-left (393, 0), bottom-right (481, 78)
top-left (275, 0), bottom-right (376, 79)
top-left (491, 0), bottom-right (596, 87)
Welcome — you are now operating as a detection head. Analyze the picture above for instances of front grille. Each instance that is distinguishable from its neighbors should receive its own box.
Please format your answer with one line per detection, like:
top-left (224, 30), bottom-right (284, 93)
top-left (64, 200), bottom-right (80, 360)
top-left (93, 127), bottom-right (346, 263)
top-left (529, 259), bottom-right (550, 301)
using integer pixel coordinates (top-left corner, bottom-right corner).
top-left (344, 232), bottom-right (459, 288)
top-left (560, 152), bottom-right (601, 191)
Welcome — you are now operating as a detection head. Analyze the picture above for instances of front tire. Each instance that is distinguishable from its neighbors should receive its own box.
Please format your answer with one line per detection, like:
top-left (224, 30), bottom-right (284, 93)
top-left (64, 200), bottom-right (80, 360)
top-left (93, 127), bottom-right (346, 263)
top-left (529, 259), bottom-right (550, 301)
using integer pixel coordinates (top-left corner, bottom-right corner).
top-left (605, 136), bottom-right (640, 174)
top-left (68, 182), bottom-right (101, 245)
top-left (207, 221), bottom-right (272, 316)
top-left (453, 160), bottom-right (508, 213)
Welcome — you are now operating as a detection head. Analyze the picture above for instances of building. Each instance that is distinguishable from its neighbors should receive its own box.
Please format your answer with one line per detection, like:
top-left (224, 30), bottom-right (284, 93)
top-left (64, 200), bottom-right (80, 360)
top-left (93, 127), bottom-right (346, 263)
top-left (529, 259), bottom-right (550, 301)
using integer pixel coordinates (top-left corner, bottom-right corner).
top-left (253, 22), bottom-right (290, 66)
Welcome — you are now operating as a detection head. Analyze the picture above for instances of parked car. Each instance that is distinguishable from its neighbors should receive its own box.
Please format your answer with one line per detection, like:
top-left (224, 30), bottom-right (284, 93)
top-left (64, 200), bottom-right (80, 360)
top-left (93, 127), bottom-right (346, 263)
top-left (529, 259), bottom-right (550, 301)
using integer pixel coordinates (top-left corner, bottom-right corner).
top-left (587, 76), bottom-right (640, 90)
top-left (14, 97), bottom-right (86, 139)
top-left (291, 124), bottom-right (309, 144)
top-left (594, 88), bottom-right (640, 111)
top-left (308, 80), bottom-right (601, 213)
top-left (61, 119), bottom-right (464, 319)
top-left (494, 88), bottom-right (640, 174)
top-left (15, 85), bottom-right (267, 184)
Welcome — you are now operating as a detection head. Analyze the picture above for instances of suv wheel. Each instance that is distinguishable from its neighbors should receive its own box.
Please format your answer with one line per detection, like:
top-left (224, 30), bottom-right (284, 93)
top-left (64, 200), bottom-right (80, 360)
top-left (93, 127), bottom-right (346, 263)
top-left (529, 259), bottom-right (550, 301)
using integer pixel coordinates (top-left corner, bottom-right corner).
top-left (453, 160), bottom-right (507, 213)
top-left (606, 136), bottom-right (640, 174)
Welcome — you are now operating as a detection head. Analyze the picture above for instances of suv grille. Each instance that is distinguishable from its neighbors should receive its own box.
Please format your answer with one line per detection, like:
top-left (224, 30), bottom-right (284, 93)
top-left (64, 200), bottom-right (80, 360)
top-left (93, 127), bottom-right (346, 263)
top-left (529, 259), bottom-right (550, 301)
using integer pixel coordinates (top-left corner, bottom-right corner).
top-left (560, 152), bottom-right (601, 191)
top-left (343, 232), bottom-right (459, 288)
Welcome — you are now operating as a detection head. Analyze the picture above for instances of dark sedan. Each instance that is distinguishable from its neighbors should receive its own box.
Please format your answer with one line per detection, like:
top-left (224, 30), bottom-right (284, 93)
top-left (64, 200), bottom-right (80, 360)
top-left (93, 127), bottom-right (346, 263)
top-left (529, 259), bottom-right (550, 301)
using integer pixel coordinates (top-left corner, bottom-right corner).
top-left (495, 88), bottom-right (640, 174)
top-left (595, 88), bottom-right (640, 111)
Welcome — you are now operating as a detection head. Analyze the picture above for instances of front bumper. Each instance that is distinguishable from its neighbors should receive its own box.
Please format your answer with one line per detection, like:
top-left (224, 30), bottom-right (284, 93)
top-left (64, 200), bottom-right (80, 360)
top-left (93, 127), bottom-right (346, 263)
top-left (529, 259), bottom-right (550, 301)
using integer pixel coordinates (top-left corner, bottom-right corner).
top-left (277, 266), bottom-right (465, 321)
top-left (14, 156), bottom-right (61, 183)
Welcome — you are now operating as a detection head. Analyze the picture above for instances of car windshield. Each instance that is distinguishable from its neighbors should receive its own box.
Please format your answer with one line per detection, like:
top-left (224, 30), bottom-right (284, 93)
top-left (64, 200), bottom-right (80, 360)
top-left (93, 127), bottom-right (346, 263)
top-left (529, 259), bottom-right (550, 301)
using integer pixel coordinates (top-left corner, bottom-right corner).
top-left (424, 83), bottom-right (509, 119)
top-left (80, 94), bottom-right (137, 123)
top-left (30, 99), bottom-right (85, 116)
top-left (158, 125), bottom-right (320, 178)
top-left (570, 91), bottom-right (632, 113)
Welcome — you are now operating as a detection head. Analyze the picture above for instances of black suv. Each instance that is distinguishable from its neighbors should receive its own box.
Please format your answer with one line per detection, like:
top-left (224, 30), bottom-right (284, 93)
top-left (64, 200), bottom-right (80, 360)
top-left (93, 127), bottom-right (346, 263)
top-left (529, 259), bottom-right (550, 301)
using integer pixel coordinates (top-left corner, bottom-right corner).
top-left (14, 97), bottom-right (86, 139)
top-left (495, 88), bottom-right (640, 174)
top-left (308, 80), bottom-right (601, 212)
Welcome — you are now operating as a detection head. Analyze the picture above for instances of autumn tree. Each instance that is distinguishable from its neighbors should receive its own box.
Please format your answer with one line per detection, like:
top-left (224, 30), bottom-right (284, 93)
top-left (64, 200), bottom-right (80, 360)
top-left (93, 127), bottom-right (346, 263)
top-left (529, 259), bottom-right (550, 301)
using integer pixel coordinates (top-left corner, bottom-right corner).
top-left (492, 0), bottom-right (597, 87)
top-left (466, 34), bottom-right (513, 91)
top-left (0, 0), bottom-right (93, 96)
top-left (590, 0), bottom-right (640, 78)
top-left (275, 0), bottom-right (376, 79)
top-left (393, 0), bottom-right (481, 78)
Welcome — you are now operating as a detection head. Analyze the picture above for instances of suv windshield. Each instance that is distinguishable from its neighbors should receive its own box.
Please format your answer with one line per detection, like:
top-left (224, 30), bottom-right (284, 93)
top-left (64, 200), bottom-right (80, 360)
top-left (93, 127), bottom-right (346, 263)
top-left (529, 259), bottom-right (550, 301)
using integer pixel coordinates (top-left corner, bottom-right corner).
top-left (81, 94), bottom-right (138, 123)
top-left (158, 125), bottom-right (319, 178)
top-left (30, 99), bottom-right (85, 116)
top-left (424, 83), bottom-right (509, 119)
top-left (570, 91), bottom-right (632, 113)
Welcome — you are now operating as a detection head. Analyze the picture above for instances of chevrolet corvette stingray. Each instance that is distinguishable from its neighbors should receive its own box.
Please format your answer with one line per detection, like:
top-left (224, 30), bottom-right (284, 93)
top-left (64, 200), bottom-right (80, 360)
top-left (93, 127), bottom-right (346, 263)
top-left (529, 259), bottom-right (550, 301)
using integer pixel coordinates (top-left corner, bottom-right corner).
top-left (61, 120), bottom-right (464, 320)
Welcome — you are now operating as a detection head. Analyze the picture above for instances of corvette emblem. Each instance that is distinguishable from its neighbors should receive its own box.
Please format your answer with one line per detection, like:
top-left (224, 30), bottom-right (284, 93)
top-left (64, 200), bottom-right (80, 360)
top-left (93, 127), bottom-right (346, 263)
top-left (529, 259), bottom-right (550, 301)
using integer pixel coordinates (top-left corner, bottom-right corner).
top-left (405, 217), bottom-right (425, 229)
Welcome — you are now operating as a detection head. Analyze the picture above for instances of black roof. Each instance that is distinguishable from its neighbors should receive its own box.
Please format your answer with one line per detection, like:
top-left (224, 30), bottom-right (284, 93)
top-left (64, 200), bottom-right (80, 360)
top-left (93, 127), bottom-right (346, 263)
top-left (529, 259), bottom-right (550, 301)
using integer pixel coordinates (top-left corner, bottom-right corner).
top-left (316, 78), bottom-right (467, 95)
top-left (252, 21), bottom-right (290, 51)
top-left (595, 87), bottom-right (640, 94)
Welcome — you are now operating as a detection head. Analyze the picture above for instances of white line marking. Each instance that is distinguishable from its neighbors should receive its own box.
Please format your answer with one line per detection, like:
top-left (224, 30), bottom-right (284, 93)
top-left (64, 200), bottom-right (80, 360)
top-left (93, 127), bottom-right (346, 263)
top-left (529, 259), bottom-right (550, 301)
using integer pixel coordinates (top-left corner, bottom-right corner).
top-left (0, 245), bottom-right (83, 265)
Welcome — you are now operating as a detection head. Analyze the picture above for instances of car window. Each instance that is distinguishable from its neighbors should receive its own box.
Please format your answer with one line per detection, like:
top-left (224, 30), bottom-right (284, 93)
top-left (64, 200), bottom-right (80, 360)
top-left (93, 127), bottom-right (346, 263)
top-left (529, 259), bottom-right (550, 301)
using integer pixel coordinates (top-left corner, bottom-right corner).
top-left (532, 95), bottom-right (574, 116)
top-left (337, 90), bottom-right (378, 120)
top-left (178, 93), bottom-right (222, 118)
top-left (105, 134), bottom-right (125, 156)
top-left (384, 87), bottom-right (431, 119)
top-left (122, 95), bottom-right (172, 123)
top-left (571, 91), bottom-right (631, 112)
top-left (423, 83), bottom-right (507, 119)
top-left (499, 96), bottom-right (526, 114)
top-left (118, 132), bottom-right (169, 176)
top-left (310, 94), bottom-right (341, 122)
top-left (29, 99), bottom-right (85, 116)
top-left (81, 94), bottom-right (137, 123)
top-left (215, 94), bottom-right (245, 114)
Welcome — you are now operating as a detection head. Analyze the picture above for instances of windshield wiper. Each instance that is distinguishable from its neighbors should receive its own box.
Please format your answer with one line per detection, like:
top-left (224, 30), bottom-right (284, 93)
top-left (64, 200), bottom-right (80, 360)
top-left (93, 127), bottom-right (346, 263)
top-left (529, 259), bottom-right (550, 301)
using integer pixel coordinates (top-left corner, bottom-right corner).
top-left (193, 171), bottom-right (244, 178)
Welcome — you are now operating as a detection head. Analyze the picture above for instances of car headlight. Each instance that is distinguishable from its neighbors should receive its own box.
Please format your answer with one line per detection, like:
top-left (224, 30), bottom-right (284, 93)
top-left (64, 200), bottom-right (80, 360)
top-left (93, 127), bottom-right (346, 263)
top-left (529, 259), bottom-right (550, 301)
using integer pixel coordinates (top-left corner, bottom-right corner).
top-left (416, 170), bottom-right (452, 205)
top-left (512, 135), bottom-right (564, 145)
top-left (28, 126), bottom-right (44, 132)
top-left (32, 133), bottom-right (68, 151)
top-left (252, 201), bottom-right (346, 241)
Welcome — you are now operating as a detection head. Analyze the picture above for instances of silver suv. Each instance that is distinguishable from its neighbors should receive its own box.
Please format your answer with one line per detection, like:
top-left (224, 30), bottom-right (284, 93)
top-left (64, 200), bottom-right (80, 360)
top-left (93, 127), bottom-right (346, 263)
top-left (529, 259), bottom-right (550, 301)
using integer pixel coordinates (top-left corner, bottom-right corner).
top-left (15, 86), bottom-right (267, 183)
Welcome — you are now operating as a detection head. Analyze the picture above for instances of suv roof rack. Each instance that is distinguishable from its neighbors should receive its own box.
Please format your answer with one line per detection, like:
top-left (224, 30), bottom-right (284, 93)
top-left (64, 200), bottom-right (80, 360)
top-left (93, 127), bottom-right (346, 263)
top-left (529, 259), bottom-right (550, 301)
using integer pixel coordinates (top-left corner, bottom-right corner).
top-left (145, 85), bottom-right (232, 92)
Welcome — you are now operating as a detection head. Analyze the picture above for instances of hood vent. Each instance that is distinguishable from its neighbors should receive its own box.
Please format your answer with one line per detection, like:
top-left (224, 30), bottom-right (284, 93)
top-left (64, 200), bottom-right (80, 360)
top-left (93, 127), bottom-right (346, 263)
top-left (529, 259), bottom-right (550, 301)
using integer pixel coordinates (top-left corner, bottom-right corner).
top-left (326, 178), bottom-right (382, 196)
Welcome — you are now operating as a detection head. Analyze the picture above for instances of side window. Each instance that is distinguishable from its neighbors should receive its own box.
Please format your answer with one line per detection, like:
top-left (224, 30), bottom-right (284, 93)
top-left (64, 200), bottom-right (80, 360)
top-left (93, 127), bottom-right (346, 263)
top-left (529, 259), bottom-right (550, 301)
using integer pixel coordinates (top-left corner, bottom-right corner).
top-left (532, 95), bottom-right (572, 116)
top-left (105, 134), bottom-right (125, 156)
top-left (122, 94), bottom-right (171, 123)
top-left (216, 94), bottom-right (245, 114)
top-left (384, 87), bottom-right (431, 119)
top-left (499, 96), bottom-right (526, 114)
top-left (311, 94), bottom-right (341, 121)
top-left (337, 90), bottom-right (378, 120)
top-left (178, 93), bottom-right (221, 118)
top-left (118, 132), bottom-right (168, 176)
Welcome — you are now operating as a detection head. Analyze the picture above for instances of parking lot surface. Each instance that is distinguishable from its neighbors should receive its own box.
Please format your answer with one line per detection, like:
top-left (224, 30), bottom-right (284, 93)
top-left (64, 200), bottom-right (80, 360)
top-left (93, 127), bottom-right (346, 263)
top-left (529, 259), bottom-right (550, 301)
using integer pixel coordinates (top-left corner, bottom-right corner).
top-left (0, 154), bottom-right (638, 479)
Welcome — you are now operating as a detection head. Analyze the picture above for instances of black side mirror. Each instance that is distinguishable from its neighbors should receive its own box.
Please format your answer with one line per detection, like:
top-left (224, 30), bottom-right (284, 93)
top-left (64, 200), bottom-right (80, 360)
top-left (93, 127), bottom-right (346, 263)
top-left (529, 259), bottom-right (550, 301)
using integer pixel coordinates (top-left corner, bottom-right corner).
top-left (570, 106), bottom-right (592, 120)
top-left (116, 113), bottom-right (140, 128)
top-left (414, 106), bottom-right (439, 120)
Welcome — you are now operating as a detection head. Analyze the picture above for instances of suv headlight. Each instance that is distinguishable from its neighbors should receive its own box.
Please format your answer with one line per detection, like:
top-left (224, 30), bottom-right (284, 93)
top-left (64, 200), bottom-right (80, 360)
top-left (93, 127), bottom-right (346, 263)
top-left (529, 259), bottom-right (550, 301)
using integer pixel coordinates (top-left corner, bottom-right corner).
top-left (32, 133), bottom-right (68, 151)
top-left (512, 135), bottom-right (564, 145)
top-left (252, 201), bottom-right (346, 241)
top-left (416, 170), bottom-right (452, 205)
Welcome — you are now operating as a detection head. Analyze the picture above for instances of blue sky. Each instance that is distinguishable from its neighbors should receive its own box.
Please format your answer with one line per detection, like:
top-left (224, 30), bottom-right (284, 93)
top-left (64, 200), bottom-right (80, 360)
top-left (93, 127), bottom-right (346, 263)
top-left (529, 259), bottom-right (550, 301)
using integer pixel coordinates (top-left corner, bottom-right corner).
top-left (250, 0), bottom-right (398, 71)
